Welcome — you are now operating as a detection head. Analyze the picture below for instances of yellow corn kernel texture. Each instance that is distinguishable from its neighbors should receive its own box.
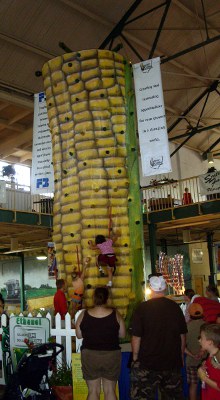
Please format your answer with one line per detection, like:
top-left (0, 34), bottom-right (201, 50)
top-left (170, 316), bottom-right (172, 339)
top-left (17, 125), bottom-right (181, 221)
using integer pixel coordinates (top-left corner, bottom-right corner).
top-left (42, 49), bottom-right (131, 318)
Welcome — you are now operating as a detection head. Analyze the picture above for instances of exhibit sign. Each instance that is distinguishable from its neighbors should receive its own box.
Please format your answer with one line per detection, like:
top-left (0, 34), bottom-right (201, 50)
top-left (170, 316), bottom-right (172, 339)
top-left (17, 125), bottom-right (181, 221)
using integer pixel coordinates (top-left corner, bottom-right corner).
top-left (192, 248), bottom-right (203, 264)
top-left (48, 242), bottom-right (57, 279)
top-left (133, 57), bottom-right (171, 177)
top-left (199, 170), bottom-right (220, 195)
top-left (31, 92), bottom-right (54, 194)
top-left (9, 316), bottom-right (50, 368)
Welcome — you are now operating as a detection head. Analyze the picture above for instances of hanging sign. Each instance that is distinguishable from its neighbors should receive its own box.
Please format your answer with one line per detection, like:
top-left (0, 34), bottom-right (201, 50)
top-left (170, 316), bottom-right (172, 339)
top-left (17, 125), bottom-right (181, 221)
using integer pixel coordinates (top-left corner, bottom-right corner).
top-left (199, 170), bottom-right (220, 195)
top-left (48, 242), bottom-right (57, 279)
top-left (31, 92), bottom-right (54, 194)
top-left (133, 57), bottom-right (172, 177)
top-left (0, 180), bottom-right (6, 203)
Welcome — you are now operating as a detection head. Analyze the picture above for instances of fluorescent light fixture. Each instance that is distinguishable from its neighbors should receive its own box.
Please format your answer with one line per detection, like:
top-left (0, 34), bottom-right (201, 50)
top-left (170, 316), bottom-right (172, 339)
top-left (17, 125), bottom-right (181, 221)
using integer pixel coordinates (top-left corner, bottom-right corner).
top-left (207, 152), bottom-right (214, 164)
top-left (36, 252), bottom-right (47, 261)
top-left (145, 287), bottom-right (151, 296)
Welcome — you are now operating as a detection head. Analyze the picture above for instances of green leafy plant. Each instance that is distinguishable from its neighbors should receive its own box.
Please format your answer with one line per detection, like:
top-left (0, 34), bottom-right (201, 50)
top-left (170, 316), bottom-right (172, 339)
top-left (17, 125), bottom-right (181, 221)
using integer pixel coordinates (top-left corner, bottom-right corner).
top-left (48, 336), bottom-right (56, 343)
top-left (2, 165), bottom-right (16, 178)
top-left (49, 364), bottom-right (72, 386)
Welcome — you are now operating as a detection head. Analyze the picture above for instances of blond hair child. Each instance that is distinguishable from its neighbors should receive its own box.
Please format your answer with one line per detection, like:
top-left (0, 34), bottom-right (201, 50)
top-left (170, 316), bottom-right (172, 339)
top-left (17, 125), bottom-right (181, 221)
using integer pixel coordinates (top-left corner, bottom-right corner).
top-left (198, 323), bottom-right (220, 399)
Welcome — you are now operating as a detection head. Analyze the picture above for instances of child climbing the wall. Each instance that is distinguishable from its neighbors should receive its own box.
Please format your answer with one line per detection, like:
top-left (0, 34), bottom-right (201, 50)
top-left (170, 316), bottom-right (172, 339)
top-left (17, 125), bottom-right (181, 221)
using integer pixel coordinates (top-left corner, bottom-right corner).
top-left (88, 232), bottom-right (118, 288)
top-left (71, 257), bottom-right (90, 319)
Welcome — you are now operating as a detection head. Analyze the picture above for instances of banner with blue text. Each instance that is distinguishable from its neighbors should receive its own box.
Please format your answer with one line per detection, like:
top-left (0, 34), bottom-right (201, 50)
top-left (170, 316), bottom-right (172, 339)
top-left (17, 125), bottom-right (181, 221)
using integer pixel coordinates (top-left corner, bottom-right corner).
top-left (31, 92), bottom-right (54, 194)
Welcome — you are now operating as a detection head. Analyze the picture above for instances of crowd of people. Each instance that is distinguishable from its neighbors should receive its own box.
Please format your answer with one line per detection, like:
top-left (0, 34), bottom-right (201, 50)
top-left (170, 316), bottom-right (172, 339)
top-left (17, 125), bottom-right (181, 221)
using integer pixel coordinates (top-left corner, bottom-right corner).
top-left (53, 269), bottom-right (220, 400)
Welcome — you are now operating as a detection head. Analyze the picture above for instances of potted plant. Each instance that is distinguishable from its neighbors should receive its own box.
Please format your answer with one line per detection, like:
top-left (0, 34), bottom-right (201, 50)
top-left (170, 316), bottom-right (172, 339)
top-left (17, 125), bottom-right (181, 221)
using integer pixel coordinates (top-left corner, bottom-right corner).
top-left (49, 364), bottom-right (73, 400)
top-left (2, 165), bottom-right (16, 179)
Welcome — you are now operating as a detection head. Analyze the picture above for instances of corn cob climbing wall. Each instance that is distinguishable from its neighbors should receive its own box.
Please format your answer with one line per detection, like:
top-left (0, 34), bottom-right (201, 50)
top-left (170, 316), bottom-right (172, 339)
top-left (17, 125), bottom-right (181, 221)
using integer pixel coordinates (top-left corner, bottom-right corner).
top-left (42, 49), bottom-right (141, 318)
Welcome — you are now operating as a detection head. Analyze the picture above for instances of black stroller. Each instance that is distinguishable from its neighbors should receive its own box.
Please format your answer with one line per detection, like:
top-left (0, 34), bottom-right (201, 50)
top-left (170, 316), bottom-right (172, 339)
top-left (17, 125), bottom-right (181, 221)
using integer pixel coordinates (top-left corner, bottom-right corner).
top-left (4, 342), bottom-right (64, 399)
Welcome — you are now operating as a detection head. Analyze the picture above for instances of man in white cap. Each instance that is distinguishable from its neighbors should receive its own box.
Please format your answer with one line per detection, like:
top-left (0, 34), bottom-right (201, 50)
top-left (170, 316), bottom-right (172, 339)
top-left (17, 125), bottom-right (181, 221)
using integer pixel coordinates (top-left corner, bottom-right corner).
top-left (130, 274), bottom-right (187, 400)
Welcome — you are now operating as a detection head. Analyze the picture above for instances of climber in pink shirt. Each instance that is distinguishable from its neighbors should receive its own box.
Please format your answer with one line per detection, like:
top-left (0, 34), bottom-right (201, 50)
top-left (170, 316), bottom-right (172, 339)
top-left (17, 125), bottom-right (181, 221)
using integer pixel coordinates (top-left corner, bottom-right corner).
top-left (89, 233), bottom-right (118, 287)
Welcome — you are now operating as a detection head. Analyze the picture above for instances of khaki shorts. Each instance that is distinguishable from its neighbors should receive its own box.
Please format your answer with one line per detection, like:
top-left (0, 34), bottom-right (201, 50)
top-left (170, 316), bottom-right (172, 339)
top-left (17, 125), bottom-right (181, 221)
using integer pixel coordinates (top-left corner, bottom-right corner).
top-left (81, 349), bottom-right (121, 381)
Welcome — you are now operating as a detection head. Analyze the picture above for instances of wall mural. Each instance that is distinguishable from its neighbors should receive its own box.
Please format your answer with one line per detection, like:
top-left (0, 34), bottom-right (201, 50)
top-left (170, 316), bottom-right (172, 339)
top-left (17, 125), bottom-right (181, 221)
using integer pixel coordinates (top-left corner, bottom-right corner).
top-left (0, 259), bottom-right (56, 313)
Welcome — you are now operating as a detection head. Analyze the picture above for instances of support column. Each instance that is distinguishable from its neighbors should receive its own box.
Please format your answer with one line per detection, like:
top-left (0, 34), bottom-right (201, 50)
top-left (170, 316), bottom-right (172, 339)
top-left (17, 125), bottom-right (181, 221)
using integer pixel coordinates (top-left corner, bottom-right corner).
top-left (160, 238), bottom-right (167, 255)
top-left (148, 223), bottom-right (157, 274)
top-left (207, 232), bottom-right (215, 285)
top-left (19, 253), bottom-right (25, 312)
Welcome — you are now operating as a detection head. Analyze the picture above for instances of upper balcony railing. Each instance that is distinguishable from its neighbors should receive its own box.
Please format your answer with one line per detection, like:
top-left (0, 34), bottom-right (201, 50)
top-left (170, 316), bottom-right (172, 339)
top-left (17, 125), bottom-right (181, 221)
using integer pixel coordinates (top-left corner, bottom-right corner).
top-left (1, 176), bottom-right (219, 218)
top-left (0, 180), bottom-right (53, 214)
top-left (141, 175), bottom-right (220, 215)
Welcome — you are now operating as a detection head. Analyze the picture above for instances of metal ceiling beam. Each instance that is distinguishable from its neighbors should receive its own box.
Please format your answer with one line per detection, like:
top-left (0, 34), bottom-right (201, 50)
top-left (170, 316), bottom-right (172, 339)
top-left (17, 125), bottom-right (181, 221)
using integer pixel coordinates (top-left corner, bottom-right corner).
top-left (62, 0), bottom-right (214, 85)
top-left (0, 32), bottom-right (56, 59)
top-left (170, 123), bottom-right (220, 141)
top-left (195, 90), bottom-right (210, 129)
top-left (120, 33), bottom-right (143, 61)
top-left (122, 31), bottom-right (214, 84)
top-left (170, 131), bottom-right (200, 157)
top-left (173, 0), bottom-right (220, 37)
top-left (124, 1), bottom-right (167, 25)
top-left (168, 80), bottom-right (219, 134)
top-left (99, 0), bottom-right (144, 49)
top-left (161, 34), bottom-right (220, 64)
top-left (203, 137), bottom-right (220, 158)
top-left (149, 0), bottom-right (172, 59)
top-left (60, 0), bottom-right (219, 158)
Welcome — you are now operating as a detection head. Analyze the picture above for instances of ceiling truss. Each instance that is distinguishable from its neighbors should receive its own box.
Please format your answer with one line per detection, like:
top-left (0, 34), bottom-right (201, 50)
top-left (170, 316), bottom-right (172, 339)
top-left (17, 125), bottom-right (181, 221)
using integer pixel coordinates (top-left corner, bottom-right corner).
top-left (0, 0), bottom-right (219, 165)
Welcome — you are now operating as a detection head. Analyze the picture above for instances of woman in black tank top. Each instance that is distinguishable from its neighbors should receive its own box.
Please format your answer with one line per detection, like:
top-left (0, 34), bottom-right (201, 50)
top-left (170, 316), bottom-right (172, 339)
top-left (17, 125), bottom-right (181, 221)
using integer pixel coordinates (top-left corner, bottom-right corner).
top-left (76, 286), bottom-right (126, 399)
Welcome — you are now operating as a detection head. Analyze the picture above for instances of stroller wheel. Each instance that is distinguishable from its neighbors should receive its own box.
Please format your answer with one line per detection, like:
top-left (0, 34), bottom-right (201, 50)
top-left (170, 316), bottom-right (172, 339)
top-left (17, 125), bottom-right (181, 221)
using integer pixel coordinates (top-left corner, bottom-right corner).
top-left (3, 376), bottom-right (23, 400)
top-left (3, 388), bottom-right (23, 400)
top-left (41, 392), bottom-right (56, 400)
top-left (25, 393), bottom-right (56, 400)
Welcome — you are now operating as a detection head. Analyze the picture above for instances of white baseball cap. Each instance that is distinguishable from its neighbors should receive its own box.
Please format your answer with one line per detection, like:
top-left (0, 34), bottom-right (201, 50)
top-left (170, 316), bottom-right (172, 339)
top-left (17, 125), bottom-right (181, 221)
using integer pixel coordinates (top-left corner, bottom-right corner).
top-left (149, 275), bottom-right (166, 292)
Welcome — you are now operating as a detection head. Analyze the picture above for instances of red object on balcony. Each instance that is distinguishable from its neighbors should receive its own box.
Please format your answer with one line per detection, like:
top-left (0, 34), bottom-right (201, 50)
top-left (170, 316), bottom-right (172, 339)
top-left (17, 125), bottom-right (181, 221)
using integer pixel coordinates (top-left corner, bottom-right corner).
top-left (182, 189), bottom-right (193, 205)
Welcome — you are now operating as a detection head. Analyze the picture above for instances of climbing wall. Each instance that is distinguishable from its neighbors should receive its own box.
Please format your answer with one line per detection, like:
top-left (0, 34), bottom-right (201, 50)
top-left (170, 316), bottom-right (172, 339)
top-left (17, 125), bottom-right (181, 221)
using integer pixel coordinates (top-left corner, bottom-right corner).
top-left (42, 49), bottom-right (142, 317)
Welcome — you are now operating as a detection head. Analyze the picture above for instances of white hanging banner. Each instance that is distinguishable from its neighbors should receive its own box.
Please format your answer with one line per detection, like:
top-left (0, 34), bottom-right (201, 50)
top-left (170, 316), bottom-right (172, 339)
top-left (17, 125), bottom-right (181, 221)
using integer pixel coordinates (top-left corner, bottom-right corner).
top-left (199, 170), bottom-right (220, 195)
top-left (31, 92), bottom-right (54, 194)
top-left (133, 57), bottom-right (172, 177)
top-left (0, 180), bottom-right (6, 203)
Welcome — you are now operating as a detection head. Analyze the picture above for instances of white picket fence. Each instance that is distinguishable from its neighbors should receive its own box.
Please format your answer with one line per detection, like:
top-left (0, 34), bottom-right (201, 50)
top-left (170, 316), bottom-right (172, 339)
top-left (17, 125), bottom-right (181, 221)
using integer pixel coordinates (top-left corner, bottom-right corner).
top-left (0, 312), bottom-right (76, 385)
